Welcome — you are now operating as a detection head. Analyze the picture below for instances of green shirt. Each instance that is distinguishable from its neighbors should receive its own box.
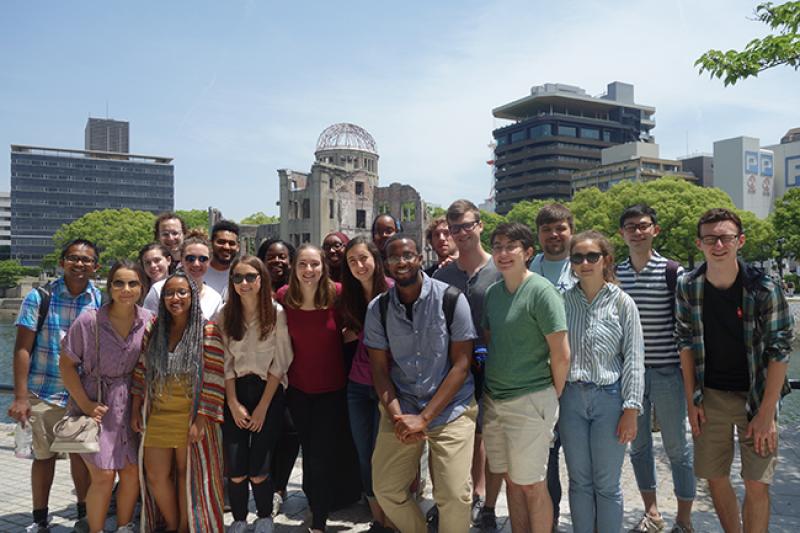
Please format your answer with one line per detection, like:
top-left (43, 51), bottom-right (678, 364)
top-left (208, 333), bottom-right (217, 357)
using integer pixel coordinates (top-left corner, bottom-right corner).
top-left (482, 273), bottom-right (567, 401)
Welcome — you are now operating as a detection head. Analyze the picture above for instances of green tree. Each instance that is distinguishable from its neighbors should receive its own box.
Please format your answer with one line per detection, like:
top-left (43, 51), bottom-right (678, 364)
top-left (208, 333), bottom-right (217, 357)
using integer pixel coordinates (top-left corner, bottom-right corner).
top-left (737, 209), bottom-right (776, 263)
top-left (772, 187), bottom-right (800, 257)
top-left (479, 210), bottom-right (508, 251)
top-left (176, 209), bottom-right (209, 232)
top-left (240, 212), bottom-right (279, 225)
top-left (505, 199), bottom-right (555, 229)
top-left (0, 260), bottom-right (39, 288)
top-left (52, 209), bottom-right (156, 268)
top-left (696, 1), bottom-right (800, 85)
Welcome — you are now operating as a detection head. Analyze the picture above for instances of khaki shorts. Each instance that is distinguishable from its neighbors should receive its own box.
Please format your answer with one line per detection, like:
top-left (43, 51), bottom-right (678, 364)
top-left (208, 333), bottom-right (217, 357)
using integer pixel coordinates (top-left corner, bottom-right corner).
top-left (483, 387), bottom-right (558, 485)
top-left (694, 388), bottom-right (778, 484)
top-left (29, 397), bottom-right (67, 460)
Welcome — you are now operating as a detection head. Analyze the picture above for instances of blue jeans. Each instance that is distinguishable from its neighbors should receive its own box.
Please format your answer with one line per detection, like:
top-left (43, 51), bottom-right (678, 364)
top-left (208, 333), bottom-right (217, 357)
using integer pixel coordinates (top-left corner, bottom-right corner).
top-left (629, 365), bottom-right (696, 501)
top-left (347, 380), bottom-right (380, 498)
top-left (560, 381), bottom-right (626, 533)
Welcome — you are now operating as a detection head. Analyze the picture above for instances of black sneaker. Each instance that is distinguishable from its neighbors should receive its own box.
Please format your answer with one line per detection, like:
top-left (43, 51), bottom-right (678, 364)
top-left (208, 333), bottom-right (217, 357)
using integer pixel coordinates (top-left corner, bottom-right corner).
top-left (479, 506), bottom-right (497, 532)
top-left (470, 495), bottom-right (485, 525)
top-left (426, 505), bottom-right (439, 532)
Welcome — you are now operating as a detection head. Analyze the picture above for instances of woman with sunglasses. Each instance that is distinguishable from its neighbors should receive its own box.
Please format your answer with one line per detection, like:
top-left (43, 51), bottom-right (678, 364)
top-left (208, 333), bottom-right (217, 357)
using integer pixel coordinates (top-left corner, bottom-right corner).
top-left (143, 231), bottom-right (222, 320)
top-left (276, 244), bottom-right (360, 532)
top-left (559, 230), bottom-right (645, 533)
top-left (131, 271), bottom-right (226, 533)
top-left (60, 260), bottom-right (153, 533)
top-left (219, 256), bottom-right (293, 533)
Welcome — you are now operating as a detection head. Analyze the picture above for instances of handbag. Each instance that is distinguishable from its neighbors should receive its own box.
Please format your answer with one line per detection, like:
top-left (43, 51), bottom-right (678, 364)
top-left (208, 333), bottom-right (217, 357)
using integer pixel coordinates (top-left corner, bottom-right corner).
top-left (50, 319), bottom-right (102, 454)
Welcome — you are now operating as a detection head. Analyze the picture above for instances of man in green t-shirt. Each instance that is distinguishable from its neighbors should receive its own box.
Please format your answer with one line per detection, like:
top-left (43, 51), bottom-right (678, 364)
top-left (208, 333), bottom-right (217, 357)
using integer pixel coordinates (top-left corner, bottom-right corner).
top-left (481, 222), bottom-right (570, 532)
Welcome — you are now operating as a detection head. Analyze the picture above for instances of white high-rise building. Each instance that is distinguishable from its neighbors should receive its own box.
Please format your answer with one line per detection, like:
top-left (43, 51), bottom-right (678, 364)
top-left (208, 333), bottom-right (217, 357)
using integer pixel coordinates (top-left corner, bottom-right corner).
top-left (713, 136), bottom-right (774, 218)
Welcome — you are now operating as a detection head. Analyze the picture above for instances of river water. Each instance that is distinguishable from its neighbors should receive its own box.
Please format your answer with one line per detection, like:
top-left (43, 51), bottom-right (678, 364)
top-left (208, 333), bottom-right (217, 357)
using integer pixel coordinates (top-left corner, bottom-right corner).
top-left (0, 317), bottom-right (798, 424)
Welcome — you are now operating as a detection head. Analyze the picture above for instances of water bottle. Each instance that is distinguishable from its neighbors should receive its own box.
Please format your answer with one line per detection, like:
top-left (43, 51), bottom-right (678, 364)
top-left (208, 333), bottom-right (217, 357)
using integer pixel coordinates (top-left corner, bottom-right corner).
top-left (14, 421), bottom-right (33, 459)
top-left (474, 345), bottom-right (488, 367)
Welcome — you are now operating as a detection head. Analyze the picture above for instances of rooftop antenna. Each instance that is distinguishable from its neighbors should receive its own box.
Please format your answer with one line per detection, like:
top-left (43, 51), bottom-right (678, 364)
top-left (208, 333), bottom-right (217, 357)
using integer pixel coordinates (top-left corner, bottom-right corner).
top-left (106, 101), bottom-right (109, 119)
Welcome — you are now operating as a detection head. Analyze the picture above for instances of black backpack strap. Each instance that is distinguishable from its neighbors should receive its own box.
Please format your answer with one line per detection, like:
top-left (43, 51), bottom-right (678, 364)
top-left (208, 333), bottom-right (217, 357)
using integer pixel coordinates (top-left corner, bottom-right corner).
top-left (666, 259), bottom-right (680, 294)
top-left (442, 285), bottom-right (461, 336)
top-left (379, 291), bottom-right (391, 335)
top-left (35, 282), bottom-right (53, 333)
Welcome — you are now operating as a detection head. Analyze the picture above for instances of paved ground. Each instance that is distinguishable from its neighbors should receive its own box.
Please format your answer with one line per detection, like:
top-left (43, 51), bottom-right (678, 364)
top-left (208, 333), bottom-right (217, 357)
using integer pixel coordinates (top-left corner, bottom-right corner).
top-left (0, 422), bottom-right (798, 532)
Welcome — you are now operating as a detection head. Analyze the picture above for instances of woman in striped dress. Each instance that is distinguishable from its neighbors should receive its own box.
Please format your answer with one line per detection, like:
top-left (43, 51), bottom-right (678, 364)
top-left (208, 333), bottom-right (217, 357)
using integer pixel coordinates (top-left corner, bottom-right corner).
top-left (131, 271), bottom-right (225, 533)
top-left (559, 230), bottom-right (645, 533)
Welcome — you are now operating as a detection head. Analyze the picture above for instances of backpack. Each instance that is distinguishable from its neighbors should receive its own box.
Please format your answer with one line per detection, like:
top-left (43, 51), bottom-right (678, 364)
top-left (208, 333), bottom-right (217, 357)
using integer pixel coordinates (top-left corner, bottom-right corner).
top-left (378, 284), bottom-right (461, 337)
top-left (665, 259), bottom-right (680, 322)
top-left (34, 281), bottom-right (55, 332)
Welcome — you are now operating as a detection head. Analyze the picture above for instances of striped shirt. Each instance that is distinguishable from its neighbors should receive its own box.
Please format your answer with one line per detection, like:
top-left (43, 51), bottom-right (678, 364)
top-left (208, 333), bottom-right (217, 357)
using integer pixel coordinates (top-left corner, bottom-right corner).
top-left (617, 252), bottom-right (683, 366)
top-left (564, 282), bottom-right (645, 410)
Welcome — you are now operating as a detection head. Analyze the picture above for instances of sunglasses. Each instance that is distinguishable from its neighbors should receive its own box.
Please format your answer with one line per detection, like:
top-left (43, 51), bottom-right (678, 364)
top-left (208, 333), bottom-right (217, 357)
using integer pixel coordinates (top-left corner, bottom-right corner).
top-left (183, 255), bottom-right (209, 264)
top-left (569, 252), bottom-right (605, 264)
top-left (231, 273), bottom-right (260, 284)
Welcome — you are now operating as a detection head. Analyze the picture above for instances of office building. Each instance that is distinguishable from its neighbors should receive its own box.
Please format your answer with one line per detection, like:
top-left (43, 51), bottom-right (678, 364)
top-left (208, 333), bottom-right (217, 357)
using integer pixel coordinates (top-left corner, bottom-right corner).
top-left (679, 154), bottom-right (714, 187)
top-left (571, 142), bottom-right (697, 193)
top-left (491, 81), bottom-right (655, 214)
top-left (765, 127), bottom-right (800, 201)
top-left (85, 118), bottom-right (130, 153)
top-left (713, 136), bottom-right (774, 219)
top-left (11, 145), bottom-right (174, 265)
top-left (0, 192), bottom-right (10, 260)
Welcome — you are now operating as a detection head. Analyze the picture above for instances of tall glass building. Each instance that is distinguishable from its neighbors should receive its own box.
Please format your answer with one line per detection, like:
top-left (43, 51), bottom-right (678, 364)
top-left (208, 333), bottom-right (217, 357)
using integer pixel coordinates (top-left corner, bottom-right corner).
top-left (10, 145), bottom-right (174, 265)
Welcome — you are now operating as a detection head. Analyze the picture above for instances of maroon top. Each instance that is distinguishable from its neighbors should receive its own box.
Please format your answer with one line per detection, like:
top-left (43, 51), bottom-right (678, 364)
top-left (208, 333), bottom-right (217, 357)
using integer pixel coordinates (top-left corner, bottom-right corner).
top-left (276, 283), bottom-right (345, 394)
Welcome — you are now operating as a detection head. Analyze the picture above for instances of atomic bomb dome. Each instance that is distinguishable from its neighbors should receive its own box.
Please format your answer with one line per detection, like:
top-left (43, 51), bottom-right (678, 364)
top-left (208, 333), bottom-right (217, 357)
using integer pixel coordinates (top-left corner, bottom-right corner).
top-left (315, 123), bottom-right (377, 155)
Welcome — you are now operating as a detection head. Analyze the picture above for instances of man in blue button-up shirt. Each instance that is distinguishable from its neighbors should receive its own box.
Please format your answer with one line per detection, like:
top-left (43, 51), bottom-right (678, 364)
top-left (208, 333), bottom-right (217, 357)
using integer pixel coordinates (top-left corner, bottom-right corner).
top-left (365, 234), bottom-right (477, 533)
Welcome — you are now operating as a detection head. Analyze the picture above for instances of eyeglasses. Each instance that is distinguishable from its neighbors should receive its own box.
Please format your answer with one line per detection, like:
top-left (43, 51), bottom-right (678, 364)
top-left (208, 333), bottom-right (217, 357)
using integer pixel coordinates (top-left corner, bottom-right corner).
top-left (386, 252), bottom-right (418, 265)
top-left (622, 222), bottom-right (654, 233)
top-left (448, 220), bottom-right (479, 235)
top-left (111, 280), bottom-right (142, 289)
top-left (699, 234), bottom-right (740, 246)
top-left (322, 241), bottom-right (344, 251)
top-left (64, 255), bottom-right (96, 265)
top-left (164, 288), bottom-right (191, 299)
top-left (231, 273), bottom-right (259, 284)
top-left (491, 243), bottom-right (523, 255)
top-left (569, 252), bottom-right (605, 264)
top-left (183, 255), bottom-right (209, 264)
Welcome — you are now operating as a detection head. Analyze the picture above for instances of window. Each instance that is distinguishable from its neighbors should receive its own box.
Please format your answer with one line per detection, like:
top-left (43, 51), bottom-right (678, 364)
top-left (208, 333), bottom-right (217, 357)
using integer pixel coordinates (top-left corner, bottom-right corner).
top-left (510, 130), bottom-right (527, 143)
top-left (377, 203), bottom-right (390, 215)
top-left (581, 128), bottom-right (600, 140)
top-left (495, 134), bottom-right (508, 146)
top-left (558, 125), bottom-right (577, 137)
top-left (302, 233), bottom-right (311, 243)
top-left (401, 201), bottom-right (416, 222)
top-left (529, 124), bottom-right (552, 138)
top-left (603, 131), bottom-right (612, 142)
top-left (356, 209), bottom-right (366, 229)
top-left (355, 181), bottom-right (364, 195)
top-left (302, 198), bottom-right (310, 219)
top-left (329, 199), bottom-right (334, 219)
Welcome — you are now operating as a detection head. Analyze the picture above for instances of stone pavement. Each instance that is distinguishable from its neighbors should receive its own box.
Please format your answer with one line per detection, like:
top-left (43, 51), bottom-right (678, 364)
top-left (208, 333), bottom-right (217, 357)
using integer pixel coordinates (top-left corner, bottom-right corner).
top-left (0, 422), bottom-right (798, 532)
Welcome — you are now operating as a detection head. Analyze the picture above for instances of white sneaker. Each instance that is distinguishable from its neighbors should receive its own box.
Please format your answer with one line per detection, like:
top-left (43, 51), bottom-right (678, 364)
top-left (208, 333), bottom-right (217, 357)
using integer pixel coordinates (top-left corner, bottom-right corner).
top-left (25, 523), bottom-right (51, 533)
top-left (254, 516), bottom-right (274, 533)
top-left (116, 523), bottom-right (136, 533)
top-left (228, 520), bottom-right (248, 533)
top-left (272, 492), bottom-right (283, 517)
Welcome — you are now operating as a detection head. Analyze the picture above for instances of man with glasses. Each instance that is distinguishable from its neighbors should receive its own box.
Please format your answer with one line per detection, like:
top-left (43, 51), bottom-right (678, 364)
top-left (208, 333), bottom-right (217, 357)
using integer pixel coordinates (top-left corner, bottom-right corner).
top-left (676, 208), bottom-right (792, 533)
top-left (617, 204), bottom-right (695, 533)
top-left (433, 199), bottom-right (503, 530)
top-left (365, 234), bottom-right (478, 533)
top-left (154, 212), bottom-right (187, 263)
top-left (205, 220), bottom-right (240, 298)
top-left (8, 239), bottom-right (103, 533)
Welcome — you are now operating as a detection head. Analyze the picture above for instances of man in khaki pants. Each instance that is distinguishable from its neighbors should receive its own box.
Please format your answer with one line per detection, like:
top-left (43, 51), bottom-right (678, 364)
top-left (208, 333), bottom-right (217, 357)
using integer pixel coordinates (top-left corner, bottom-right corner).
top-left (365, 234), bottom-right (477, 533)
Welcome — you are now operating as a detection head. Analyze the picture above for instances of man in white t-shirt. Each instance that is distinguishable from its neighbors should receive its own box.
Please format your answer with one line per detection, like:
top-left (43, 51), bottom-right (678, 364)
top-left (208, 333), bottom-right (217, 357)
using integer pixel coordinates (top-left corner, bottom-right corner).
top-left (205, 219), bottom-right (240, 300)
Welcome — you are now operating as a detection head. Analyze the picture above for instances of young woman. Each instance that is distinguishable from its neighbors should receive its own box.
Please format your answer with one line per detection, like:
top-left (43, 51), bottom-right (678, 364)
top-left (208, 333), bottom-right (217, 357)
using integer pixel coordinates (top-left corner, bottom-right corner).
top-left (60, 261), bottom-right (153, 533)
top-left (143, 231), bottom-right (222, 320)
top-left (339, 237), bottom-right (393, 532)
top-left (322, 232), bottom-right (349, 283)
top-left (371, 214), bottom-right (401, 257)
top-left (131, 272), bottom-right (225, 533)
top-left (257, 239), bottom-right (296, 292)
top-left (139, 243), bottom-right (173, 290)
top-left (560, 230), bottom-right (645, 533)
top-left (277, 244), bottom-right (360, 532)
top-left (219, 256), bottom-right (294, 533)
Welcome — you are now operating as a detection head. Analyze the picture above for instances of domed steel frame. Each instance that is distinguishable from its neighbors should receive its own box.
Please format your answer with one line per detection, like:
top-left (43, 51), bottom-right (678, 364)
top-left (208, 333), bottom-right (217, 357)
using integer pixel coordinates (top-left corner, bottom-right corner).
top-left (315, 123), bottom-right (377, 155)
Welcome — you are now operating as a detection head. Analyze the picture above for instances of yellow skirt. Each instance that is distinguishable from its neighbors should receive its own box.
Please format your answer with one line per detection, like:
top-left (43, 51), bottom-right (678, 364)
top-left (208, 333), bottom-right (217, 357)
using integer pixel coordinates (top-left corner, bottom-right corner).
top-left (144, 379), bottom-right (192, 449)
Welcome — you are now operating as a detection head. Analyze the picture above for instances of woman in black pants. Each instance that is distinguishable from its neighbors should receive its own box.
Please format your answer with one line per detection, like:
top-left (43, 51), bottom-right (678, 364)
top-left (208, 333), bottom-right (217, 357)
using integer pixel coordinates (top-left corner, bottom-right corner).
top-left (219, 256), bottom-right (294, 533)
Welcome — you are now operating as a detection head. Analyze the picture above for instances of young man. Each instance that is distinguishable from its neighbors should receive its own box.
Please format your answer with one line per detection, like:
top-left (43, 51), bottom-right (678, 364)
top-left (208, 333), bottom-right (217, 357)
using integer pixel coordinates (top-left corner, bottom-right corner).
top-left (8, 239), bottom-right (104, 533)
top-left (205, 219), bottom-right (240, 297)
top-left (482, 222), bottom-right (570, 533)
top-left (154, 212), bottom-right (186, 263)
top-left (365, 234), bottom-right (478, 533)
top-left (433, 199), bottom-right (503, 530)
top-left (676, 208), bottom-right (792, 533)
top-left (529, 203), bottom-right (576, 531)
top-left (425, 216), bottom-right (457, 277)
top-left (617, 204), bottom-right (695, 533)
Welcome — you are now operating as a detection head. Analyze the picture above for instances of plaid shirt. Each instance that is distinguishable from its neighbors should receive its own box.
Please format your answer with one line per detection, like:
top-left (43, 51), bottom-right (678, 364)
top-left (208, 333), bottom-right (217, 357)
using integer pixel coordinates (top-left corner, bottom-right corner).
top-left (675, 260), bottom-right (793, 420)
top-left (15, 278), bottom-right (103, 407)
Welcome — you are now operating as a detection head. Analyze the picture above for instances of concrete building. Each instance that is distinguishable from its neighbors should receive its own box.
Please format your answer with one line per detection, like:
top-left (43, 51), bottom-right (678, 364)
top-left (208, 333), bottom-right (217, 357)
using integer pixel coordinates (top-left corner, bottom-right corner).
top-left (0, 191), bottom-right (10, 260)
top-left (491, 81), bottom-right (655, 214)
top-left (84, 118), bottom-right (130, 153)
top-left (278, 123), bottom-right (427, 250)
top-left (10, 145), bottom-right (174, 265)
top-left (713, 136), bottom-right (774, 219)
top-left (678, 154), bottom-right (714, 187)
top-left (571, 142), bottom-right (697, 194)
top-left (765, 127), bottom-right (800, 201)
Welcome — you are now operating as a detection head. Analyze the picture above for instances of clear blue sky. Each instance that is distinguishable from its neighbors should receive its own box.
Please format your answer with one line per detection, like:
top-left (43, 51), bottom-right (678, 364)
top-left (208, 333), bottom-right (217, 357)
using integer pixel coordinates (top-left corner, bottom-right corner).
top-left (1, 0), bottom-right (797, 221)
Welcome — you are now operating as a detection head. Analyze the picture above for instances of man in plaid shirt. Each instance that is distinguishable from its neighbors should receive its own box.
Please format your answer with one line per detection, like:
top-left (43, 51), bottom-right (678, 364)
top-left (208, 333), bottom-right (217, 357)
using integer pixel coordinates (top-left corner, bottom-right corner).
top-left (8, 239), bottom-right (103, 533)
top-left (675, 208), bottom-right (792, 533)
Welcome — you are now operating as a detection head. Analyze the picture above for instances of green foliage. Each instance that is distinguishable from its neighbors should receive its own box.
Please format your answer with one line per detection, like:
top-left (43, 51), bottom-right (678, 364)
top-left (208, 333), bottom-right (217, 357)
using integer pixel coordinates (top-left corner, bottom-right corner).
top-left (737, 209), bottom-right (776, 262)
top-left (696, 1), bottom-right (800, 85)
top-left (427, 205), bottom-right (447, 219)
top-left (0, 260), bottom-right (39, 288)
top-left (783, 272), bottom-right (799, 286)
top-left (176, 209), bottom-right (209, 232)
top-left (772, 187), bottom-right (800, 257)
top-left (52, 209), bottom-right (156, 268)
top-left (505, 199), bottom-right (555, 229)
top-left (240, 212), bottom-right (279, 225)
top-left (479, 210), bottom-right (507, 251)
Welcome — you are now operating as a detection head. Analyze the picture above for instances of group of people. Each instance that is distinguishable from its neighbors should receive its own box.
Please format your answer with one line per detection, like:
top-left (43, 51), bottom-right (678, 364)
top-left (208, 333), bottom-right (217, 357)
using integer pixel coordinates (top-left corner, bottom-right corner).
top-left (7, 199), bottom-right (792, 533)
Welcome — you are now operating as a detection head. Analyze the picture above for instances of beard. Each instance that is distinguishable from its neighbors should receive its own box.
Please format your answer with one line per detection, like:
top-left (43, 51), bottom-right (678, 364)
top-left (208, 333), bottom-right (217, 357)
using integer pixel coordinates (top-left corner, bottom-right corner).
top-left (393, 268), bottom-right (421, 287)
